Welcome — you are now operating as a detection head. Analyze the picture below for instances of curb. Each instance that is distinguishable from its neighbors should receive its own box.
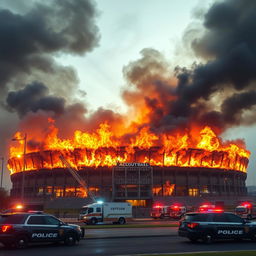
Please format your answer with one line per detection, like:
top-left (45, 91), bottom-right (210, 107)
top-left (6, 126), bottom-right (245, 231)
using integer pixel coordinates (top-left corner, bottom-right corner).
top-left (117, 250), bottom-right (256, 256)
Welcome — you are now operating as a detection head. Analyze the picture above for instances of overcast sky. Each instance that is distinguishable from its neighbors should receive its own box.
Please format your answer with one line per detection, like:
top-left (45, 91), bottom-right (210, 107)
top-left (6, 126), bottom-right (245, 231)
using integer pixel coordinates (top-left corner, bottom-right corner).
top-left (60, 0), bottom-right (210, 111)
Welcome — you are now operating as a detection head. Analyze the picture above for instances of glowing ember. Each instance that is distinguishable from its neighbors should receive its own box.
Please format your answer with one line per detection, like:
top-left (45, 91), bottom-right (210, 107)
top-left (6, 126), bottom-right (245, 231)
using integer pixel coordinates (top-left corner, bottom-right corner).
top-left (8, 122), bottom-right (250, 174)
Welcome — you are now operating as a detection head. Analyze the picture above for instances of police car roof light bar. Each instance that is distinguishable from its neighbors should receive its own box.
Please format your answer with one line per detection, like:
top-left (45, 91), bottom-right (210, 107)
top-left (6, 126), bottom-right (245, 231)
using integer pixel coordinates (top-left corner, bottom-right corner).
top-left (27, 211), bottom-right (43, 214)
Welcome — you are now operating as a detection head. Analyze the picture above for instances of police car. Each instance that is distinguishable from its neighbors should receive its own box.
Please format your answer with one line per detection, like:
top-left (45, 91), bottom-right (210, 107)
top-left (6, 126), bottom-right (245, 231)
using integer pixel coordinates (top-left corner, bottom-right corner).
top-left (178, 212), bottom-right (256, 243)
top-left (0, 212), bottom-right (82, 249)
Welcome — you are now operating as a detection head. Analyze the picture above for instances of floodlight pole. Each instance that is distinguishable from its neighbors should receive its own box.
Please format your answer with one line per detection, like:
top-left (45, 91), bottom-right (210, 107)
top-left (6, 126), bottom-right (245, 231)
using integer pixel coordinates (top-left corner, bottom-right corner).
top-left (0, 157), bottom-right (4, 188)
top-left (12, 133), bottom-right (27, 202)
top-left (21, 133), bottom-right (27, 201)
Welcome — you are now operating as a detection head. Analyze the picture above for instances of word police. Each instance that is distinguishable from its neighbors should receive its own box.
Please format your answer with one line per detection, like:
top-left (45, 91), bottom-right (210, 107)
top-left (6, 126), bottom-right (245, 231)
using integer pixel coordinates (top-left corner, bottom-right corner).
top-left (32, 233), bottom-right (58, 238)
top-left (217, 230), bottom-right (243, 235)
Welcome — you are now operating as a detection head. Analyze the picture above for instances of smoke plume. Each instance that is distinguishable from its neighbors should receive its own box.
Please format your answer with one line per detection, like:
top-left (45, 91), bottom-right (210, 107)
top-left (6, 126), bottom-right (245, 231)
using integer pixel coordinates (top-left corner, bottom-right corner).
top-left (3, 0), bottom-right (256, 178)
top-left (122, 0), bottom-right (256, 134)
top-left (0, 0), bottom-right (100, 127)
top-left (0, 0), bottom-right (101, 187)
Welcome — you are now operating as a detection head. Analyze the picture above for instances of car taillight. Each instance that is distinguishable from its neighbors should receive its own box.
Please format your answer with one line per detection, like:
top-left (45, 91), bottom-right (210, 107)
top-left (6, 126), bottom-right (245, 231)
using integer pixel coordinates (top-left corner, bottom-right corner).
top-left (187, 222), bottom-right (199, 229)
top-left (1, 225), bottom-right (12, 232)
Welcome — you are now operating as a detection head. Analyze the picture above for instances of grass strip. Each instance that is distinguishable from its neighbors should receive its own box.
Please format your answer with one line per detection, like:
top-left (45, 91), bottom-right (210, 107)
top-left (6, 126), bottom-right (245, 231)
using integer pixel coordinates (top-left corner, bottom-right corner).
top-left (144, 251), bottom-right (256, 256)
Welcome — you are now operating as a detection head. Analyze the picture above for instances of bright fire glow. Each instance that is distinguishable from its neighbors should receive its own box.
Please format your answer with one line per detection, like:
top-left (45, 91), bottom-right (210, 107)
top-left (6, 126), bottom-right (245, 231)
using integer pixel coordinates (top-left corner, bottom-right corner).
top-left (8, 122), bottom-right (250, 174)
top-left (15, 204), bottom-right (24, 210)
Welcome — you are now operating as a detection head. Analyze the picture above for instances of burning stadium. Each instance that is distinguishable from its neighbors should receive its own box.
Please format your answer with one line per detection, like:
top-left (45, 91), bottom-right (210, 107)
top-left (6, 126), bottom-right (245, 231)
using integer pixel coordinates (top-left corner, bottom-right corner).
top-left (1, 0), bottom-right (256, 209)
top-left (8, 123), bottom-right (250, 206)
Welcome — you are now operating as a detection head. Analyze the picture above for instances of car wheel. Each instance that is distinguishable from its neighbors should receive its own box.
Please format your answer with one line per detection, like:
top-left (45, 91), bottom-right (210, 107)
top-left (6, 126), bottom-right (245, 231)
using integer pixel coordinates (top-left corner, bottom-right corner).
top-left (15, 235), bottom-right (29, 249)
top-left (189, 238), bottom-right (198, 243)
top-left (202, 233), bottom-right (213, 244)
top-left (64, 233), bottom-right (76, 246)
top-left (90, 218), bottom-right (97, 225)
top-left (118, 217), bottom-right (126, 225)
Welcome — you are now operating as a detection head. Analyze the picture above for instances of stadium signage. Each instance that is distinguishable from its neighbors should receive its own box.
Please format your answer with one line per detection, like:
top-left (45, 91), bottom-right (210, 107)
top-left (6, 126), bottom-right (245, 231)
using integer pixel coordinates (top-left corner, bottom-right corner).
top-left (117, 162), bottom-right (150, 167)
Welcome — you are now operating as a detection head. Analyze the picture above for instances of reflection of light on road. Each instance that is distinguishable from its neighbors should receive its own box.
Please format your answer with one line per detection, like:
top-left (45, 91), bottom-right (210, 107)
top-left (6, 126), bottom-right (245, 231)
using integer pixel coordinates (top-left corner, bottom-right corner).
top-left (95, 249), bottom-right (105, 254)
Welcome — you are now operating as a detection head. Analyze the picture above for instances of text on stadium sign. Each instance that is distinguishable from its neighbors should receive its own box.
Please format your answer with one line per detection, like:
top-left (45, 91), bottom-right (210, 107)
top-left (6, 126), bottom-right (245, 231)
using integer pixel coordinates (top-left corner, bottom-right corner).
top-left (117, 163), bottom-right (150, 167)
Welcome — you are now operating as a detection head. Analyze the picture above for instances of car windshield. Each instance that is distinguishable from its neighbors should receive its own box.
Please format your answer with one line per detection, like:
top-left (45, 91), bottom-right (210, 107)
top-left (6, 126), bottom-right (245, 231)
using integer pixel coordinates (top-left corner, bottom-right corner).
top-left (184, 214), bottom-right (209, 222)
top-left (0, 214), bottom-right (26, 224)
top-left (80, 207), bottom-right (88, 214)
top-left (235, 207), bottom-right (247, 213)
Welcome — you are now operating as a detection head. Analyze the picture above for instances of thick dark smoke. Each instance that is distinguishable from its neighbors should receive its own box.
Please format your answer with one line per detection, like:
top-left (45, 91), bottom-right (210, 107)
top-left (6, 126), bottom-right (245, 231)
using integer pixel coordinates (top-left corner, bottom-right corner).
top-left (122, 0), bottom-right (256, 134)
top-left (0, 0), bottom-right (99, 95)
top-left (173, 0), bottom-right (256, 127)
top-left (3, 0), bottom-right (256, 140)
top-left (0, 0), bottom-right (100, 125)
top-left (0, 0), bottom-right (100, 188)
top-left (6, 82), bottom-right (65, 117)
top-left (221, 90), bottom-right (256, 125)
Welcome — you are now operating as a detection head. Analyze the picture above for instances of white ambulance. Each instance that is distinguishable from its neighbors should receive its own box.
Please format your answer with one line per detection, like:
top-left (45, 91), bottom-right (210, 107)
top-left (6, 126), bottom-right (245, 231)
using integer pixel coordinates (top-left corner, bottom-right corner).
top-left (79, 202), bottom-right (133, 225)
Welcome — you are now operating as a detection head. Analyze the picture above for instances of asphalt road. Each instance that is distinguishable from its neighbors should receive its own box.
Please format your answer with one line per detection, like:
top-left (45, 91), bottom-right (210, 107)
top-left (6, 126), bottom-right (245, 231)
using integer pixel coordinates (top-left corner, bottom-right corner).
top-left (1, 233), bottom-right (256, 256)
top-left (85, 226), bottom-right (176, 238)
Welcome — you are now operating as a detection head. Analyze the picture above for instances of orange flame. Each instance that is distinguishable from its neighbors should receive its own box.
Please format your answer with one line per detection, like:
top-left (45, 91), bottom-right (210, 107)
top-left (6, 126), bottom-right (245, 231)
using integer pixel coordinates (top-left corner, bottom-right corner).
top-left (8, 122), bottom-right (250, 174)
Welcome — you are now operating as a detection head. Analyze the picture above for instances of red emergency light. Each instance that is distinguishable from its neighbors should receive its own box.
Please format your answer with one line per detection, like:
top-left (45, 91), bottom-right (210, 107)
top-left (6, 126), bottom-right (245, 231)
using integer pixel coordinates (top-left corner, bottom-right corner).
top-left (1, 225), bottom-right (12, 233)
top-left (153, 204), bottom-right (163, 209)
top-left (199, 204), bottom-right (212, 211)
top-left (241, 202), bottom-right (252, 208)
top-left (200, 204), bottom-right (212, 208)
top-left (171, 205), bottom-right (180, 211)
top-left (198, 204), bottom-right (223, 213)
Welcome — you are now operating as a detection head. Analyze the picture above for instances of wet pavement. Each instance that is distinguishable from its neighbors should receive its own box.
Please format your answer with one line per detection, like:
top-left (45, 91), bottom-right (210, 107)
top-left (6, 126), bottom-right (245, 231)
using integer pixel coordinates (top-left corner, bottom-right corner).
top-left (84, 226), bottom-right (178, 239)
